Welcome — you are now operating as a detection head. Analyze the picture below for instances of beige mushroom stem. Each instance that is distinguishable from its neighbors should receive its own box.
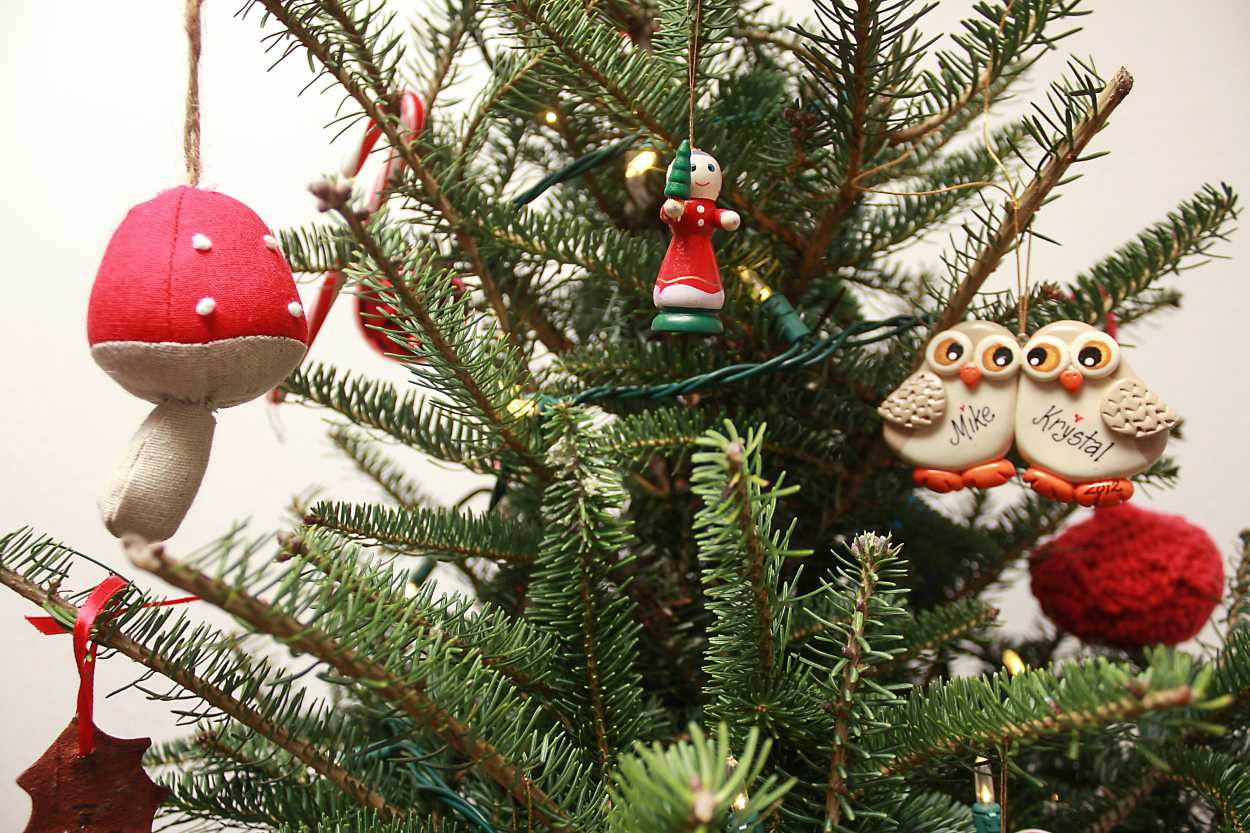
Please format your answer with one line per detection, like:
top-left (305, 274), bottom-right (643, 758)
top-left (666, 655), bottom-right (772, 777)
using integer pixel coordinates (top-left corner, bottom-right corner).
top-left (99, 401), bottom-right (216, 542)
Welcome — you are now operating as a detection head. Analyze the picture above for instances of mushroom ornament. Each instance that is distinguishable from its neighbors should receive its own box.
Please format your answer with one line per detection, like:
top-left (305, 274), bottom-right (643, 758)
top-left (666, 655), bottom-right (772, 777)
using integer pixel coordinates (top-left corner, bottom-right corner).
top-left (1014, 320), bottom-right (1176, 507)
top-left (88, 186), bottom-right (308, 541)
top-left (879, 321), bottom-right (1023, 493)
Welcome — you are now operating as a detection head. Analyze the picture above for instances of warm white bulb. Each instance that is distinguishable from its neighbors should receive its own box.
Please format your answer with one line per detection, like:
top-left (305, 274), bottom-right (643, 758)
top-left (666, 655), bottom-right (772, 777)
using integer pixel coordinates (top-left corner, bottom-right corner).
top-left (1002, 649), bottom-right (1026, 676)
top-left (625, 149), bottom-right (658, 178)
top-left (507, 397), bottom-right (539, 418)
top-left (973, 756), bottom-right (996, 804)
top-left (732, 792), bottom-right (748, 812)
top-left (543, 110), bottom-right (559, 125)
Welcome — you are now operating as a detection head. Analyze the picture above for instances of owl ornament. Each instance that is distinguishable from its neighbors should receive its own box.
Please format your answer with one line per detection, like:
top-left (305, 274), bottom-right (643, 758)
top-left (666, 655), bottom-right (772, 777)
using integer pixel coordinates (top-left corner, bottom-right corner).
top-left (879, 321), bottom-right (1023, 493)
top-left (1015, 320), bottom-right (1177, 507)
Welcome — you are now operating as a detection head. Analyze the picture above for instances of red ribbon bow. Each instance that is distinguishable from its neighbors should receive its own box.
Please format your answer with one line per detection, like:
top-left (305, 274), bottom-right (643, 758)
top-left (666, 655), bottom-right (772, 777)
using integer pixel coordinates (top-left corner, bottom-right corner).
top-left (26, 581), bottom-right (198, 756)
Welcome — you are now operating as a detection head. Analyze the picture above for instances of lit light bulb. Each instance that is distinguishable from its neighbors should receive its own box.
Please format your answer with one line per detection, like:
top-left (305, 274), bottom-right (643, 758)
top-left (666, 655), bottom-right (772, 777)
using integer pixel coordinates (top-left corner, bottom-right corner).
top-left (732, 792), bottom-right (749, 812)
top-left (507, 396), bottom-right (539, 418)
top-left (543, 110), bottom-right (559, 125)
top-left (974, 756), bottom-right (995, 804)
top-left (736, 266), bottom-right (773, 302)
top-left (625, 149), bottom-right (658, 178)
top-left (1002, 649), bottom-right (1026, 676)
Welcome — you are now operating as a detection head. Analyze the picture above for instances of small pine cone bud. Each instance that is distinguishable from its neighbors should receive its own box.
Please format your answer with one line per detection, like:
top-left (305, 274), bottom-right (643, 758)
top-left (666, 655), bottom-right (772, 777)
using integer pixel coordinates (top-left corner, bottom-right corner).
top-left (1039, 282), bottom-right (1066, 301)
top-left (690, 785), bottom-right (716, 824)
top-left (308, 176), bottom-right (353, 213)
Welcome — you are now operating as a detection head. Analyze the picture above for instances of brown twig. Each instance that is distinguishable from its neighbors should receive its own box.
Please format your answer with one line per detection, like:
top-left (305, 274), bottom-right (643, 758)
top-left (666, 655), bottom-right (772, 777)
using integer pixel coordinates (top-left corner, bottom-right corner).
top-left (0, 566), bottom-right (402, 822)
top-left (925, 67), bottom-right (1135, 341)
top-left (736, 26), bottom-right (818, 64)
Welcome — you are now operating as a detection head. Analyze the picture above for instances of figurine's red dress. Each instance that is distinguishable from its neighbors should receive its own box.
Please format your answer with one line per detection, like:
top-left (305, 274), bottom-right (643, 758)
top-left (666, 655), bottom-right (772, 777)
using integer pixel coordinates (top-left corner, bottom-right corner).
top-left (655, 198), bottom-right (729, 296)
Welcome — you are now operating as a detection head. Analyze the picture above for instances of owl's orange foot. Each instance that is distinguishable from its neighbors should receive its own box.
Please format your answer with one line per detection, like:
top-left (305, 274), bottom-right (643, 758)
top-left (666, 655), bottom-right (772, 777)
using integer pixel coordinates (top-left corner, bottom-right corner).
top-left (1075, 479), bottom-right (1134, 508)
top-left (1023, 467), bottom-right (1075, 502)
top-left (913, 468), bottom-right (965, 493)
top-left (961, 459), bottom-right (1016, 490)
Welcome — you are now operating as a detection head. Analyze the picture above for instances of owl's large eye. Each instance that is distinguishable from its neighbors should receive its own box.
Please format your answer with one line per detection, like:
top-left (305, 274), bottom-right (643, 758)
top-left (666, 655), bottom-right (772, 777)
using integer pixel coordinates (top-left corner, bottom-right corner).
top-left (1071, 331), bottom-right (1120, 378)
top-left (977, 335), bottom-right (1022, 379)
top-left (1022, 334), bottom-right (1069, 381)
top-left (925, 329), bottom-right (974, 376)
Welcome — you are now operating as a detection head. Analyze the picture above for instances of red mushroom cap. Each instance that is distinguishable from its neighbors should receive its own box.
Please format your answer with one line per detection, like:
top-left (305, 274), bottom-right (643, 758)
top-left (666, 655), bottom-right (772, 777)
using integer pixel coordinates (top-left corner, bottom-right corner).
top-left (88, 186), bottom-right (308, 408)
top-left (88, 186), bottom-right (307, 346)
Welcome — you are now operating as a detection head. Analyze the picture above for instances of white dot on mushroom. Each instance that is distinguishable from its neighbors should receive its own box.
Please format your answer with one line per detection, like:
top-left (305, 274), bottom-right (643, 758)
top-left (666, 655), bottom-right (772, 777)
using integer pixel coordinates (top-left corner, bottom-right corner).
top-left (263, 234), bottom-right (280, 251)
top-left (196, 297), bottom-right (217, 316)
top-left (192, 233), bottom-right (212, 251)
top-left (288, 302), bottom-right (304, 318)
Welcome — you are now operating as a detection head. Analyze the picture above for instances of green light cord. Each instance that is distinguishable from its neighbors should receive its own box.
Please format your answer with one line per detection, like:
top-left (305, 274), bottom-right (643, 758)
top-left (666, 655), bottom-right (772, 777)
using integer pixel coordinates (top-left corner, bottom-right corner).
top-left (566, 314), bottom-right (924, 406)
top-left (358, 720), bottom-right (500, 833)
top-left (512, 132), bottom-right (642, 206)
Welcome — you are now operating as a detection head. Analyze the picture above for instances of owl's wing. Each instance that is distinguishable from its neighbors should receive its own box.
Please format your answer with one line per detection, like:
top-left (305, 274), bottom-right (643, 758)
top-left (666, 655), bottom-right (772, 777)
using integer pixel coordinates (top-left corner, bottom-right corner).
top-left (878, 371), bottom-right (946, 427)
top-left (1100, 378), bottom-right (1179, 438)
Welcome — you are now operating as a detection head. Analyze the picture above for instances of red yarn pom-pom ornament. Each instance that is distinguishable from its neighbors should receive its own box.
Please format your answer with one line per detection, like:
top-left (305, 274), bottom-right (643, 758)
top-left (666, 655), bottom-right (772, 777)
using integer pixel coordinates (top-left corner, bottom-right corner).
top-left (1029, 504), bottom-right (1223, 648)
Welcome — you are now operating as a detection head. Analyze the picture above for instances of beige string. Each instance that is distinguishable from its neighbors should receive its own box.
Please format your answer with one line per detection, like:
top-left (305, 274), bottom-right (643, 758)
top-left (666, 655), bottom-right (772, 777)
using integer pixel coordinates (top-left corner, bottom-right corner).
top-left (687, 0), bottom-right (702, 145)
top-left (184, 0), bottom-right (204, 187)
top-left (851, 0), bottom-right (1032, 336)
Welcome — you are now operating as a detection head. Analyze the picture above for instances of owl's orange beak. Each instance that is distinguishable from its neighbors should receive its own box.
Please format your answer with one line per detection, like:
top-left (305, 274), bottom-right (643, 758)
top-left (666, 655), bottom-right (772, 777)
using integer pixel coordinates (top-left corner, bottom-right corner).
top-left (1059, 367), bottom-right (1084, 393)
top-left (960, 363), bottom-right (981, 389)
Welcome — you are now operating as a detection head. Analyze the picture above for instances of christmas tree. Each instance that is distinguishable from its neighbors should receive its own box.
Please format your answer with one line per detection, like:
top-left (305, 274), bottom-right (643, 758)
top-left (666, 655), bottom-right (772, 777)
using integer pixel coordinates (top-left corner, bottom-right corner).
top-left (3, 0), bottom-right (1248, 831)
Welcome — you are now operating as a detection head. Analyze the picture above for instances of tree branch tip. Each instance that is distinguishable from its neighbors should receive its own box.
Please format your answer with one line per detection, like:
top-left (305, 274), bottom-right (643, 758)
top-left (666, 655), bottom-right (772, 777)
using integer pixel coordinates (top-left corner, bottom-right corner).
top-left (122, 535), bottom-right (169, 572)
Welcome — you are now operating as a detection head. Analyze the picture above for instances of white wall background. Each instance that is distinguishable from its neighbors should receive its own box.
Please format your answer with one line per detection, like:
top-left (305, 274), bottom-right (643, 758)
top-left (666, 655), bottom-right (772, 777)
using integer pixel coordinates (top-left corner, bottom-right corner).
top-left (0, 1), bottom-right (1247, 828)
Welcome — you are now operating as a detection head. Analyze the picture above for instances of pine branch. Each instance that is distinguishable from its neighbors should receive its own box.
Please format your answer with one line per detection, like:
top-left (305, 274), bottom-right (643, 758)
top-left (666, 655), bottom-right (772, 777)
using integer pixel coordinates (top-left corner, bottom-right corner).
top-left (888, 0), bottom-right (1086, 146)
top-left (422, 1), bottom-right (469, 110)
top-left (304, 500), bottom-right (540, 564)
top-left (877, 650), bottom-right (1202, 777)
top-left (692, 423), bottom-right (811, 736)
top-left (458, 49), bottom-right (547, 169)
top-left (527, 406), bottom-right (649, 767)
top-left (1050, 764), bottom-right (1163, 833)
top-left (798, 0), bottom-right (876, 285)
top-left (1164, 748), bottom-right (1250, 833)
top-left (134, 540), bottom-right (582, 831)
top-left (927, 66), bottom-right (1134, 339)
top-left (503, 0), bottom-right (677, 147)
top-left (731, 442), bottom-right (776, 675)
top-left (823, 534), bottom-right (894, 827)
top-left (0, 532), bottom-right (401, 823)
top-left (1228, 530), bottom-right (1250, 633)
top-left (328, 428), bottom-right (427, 507)
top-left (282, 529), bottom-right (559, 701)
top-left (283, 364), bottom-right (501, 473)
top-left (607, 726), bottom-right (792, 833)
top-left (888, 598), bottom-right (999, 671)
top-left (1054, 182), bottom-right (1238, 325)
top-left (251, 0), bottom-right (572, 354)
top-left (333, 206), bottom-right (554, 481)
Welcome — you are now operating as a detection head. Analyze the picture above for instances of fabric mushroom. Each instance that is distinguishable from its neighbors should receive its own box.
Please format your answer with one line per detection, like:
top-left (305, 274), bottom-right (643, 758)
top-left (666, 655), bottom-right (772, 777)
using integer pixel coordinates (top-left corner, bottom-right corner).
top-left (88, 186), bottom-right (307, 541)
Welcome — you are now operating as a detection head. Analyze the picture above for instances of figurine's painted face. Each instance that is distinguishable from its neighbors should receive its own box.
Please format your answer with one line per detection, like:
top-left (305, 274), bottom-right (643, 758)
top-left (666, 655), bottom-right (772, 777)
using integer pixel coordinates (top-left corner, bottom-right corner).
top-left (669, 150), bottom-right (723, 200)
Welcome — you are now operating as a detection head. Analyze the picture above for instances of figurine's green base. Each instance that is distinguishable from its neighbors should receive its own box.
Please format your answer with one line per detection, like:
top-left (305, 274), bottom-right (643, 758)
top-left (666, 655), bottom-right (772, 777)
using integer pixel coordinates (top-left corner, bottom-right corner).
top-left (651, 308), bottom-right (723, 335)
